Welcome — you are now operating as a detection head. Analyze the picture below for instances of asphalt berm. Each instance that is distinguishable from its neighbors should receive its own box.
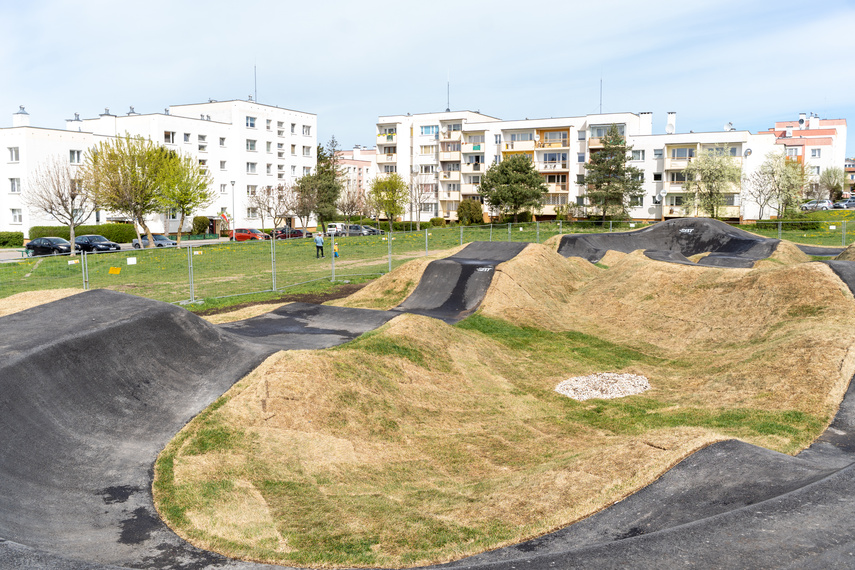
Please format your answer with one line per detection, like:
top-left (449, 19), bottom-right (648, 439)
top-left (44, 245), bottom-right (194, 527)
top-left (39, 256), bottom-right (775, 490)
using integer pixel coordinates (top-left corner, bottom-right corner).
top-left (4, 232), bottom-right (855, 568)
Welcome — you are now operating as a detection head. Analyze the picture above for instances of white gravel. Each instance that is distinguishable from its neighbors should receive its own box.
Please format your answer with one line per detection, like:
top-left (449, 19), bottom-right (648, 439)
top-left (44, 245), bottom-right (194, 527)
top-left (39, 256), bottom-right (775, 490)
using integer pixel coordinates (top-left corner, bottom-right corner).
top-left (555, 373), bottom-right (651, 401)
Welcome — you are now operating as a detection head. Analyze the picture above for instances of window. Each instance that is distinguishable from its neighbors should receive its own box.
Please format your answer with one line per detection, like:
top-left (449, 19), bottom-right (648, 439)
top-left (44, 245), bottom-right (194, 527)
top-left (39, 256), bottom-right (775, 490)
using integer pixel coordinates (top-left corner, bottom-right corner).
top-left (543, 152), bottom-right (566, 165)
top-left (198, 134), bottom-right (207, 142)
top-left (653, 172), bottom-right (663, 182)
top-left (811, 166), bottom-right (821, 176)
top-left (590, 124), bottom-right (626, 138)
top-left (812, 148), bottom-right (821, 158)
top-left (198, 144), bottom-right (207, 152)
top-left (382, 146), bottom-right (397, 154)
top-left (630, 195), bottom-right (643, 207)
top-left (303, 146), bottom-right (311, 157)
top-left (266, 141), bottom-right (272, 153)
top-left (704, 146), bottom-right (738, 156)
top-left (247, 207), bottom-right (258, 219)
top-left (220, 184), bottom-right (227, 193)
top-left (246, 116), bottom-right (256, 128)
top-left (11, 208), bottom-right (22, 223)
top-left (578, 130), bottom-right (586, 140)
top-left (467, 135), bottom-right (485, 144)
top-left (653, 148), bottom-right (663, 159)
top-left (266, 119), bottom-right (272, 130)
top-left (420, 183), bottom-right (437, 193)
top-left (291, 123), bottom-right (296, 134)
top-left (420, 165), bottom-right (436, 174)
top-left (495, 134), bottom-right (502, 144)
top-left (184, 133), bottom-right (191, 143)
top-left (670, 172), bottom-right (689, 183)
top-left (247, 162), bottom-right (257, 174)
top-left (167, 208), bottom-right (179, 220)
top-left (420, 125), bottom-right (439, 136)
top-left (631, 150), bottom-right (645, 161)
top-left (8, 147), bottom-right (20, 162)
top-left (220, 161), bottom-right (227, 170)
top-left (447, 183), bottom-right (460, 191)
top-left (544, 131), bottom-right (568, 144)
top-left (220, 137), bottom-right (226, 147)
top-left (164, 132), bottom-right (175, 144)
top-left (467, 175), bottom-right (481, 184)
top-left (447, 123), bottom-right (462, 132)
top-left (291, 144), bottom-right (296, 155)
top-left (381, 126), bottom-right (396, 135)
top-left (302, 125), bottom-right (311, 136)
top-left (444, 162), bottom-right (460, 171)
top-left (576, 174), bottom-right (585, 184)
top-left (266, 164), bottom-right (272, 175)
top-left (69, 150), bottom-right (82, 164)
top-left (442, 142), bottom-right (461, 152)
top-left (670, 147), bottom-right (695, 159)
top-left (576, 196), bottom-right (585, 206)
top-left (303, 167), bottom-right (311, 176)
top-left (384, 165), bottom-right (397, 173)
top-left (577, 153), bottom-right (585, 163)
top-left (667, 195), bottom-right (684, 206)
top-left (723, 194), bottom-right (739, 206)
top-left (787, 147), bottom-right (800, 157)
top-left (246, 185), bottom-right (257, 196)
top-left (420, 145), bottom-right (437, 155)
top-left (509, 133), bottom-right (532, 142)
top-left (10, 178), bottom-right (21, 193)
top-left (246, 139), bottom-right (257, 151)
top-left (632, 172), bottom-right (644, 182)
top-left (421, 203), bottom-right (436, 212)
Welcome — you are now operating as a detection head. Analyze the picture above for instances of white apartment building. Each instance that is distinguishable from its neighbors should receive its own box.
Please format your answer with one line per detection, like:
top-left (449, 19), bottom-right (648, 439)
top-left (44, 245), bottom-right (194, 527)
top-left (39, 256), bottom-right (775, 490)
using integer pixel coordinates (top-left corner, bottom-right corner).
top-left (375, 110), bottom-right (847, 222)
top-left (337, 146), bottom-right (378, 202)
top-left (0, 99), bottom-right (317, 237)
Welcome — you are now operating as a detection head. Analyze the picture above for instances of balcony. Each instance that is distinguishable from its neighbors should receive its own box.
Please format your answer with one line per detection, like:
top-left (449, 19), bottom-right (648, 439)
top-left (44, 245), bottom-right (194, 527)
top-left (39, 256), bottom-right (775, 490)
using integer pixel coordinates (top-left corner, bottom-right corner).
top-left (439, 190), bottom-right (461, 200)
top-left (665, 157), bottom-right (692, 171)
top-left (504, 140), bottom-right (536, 152)
top-left (537, 161), bottom-right (568, 172)
top-left (440, 171), bottom-right (461, 182)
top-left (377, 133), bottom-right (397, 144)
top-left (545, 183), bottom-right (568, 193)
top-left (462, 162), bottom-right (484, 174)
top-left (440, 151), bottom-right (461, 162)
top-left (461, 183), bottom-right (480, 195)
top-left (588, 137), bottom-right (604, 150)
top-left (462, 142), bottom-right (484, 153)
top-left (377, 153), bottom-right (397, 163)
top-left (536, 139), bottom-right (569, 149)
top-left (440, 131), bottom-right (463, 142)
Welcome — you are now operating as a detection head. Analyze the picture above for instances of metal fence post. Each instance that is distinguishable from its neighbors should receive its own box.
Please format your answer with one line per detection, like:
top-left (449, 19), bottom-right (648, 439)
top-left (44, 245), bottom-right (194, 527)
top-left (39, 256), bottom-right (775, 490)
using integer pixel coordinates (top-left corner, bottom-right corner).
top-left (271, 237), bottom-right (276, 291)
top-left (387, 232), bottom-right (392, 273)
top-left (490, 223), bottom-right (493, 242)
top-left (460, 225), bottom-right (463, 246)
top-left (778, 220), bottom-right (782, 240)
top-left (844, 220), bottom-right (847, 247)
top-left (559, 220), bottom-right (562, 235)
top-left (609, 220), bottom-right (613, 232)
top-left (187, 245), bottom-right (195, 303)
top-left (81, 251), bottom-right (89, 291)
top-left (508, 222), bottom-right (511, 242)
top-left (425, 228), bottom-right (428, 256)
top-left (331, 239), bottom-right (335, 281)
top-left (536, 221), bottom-right (540, 243)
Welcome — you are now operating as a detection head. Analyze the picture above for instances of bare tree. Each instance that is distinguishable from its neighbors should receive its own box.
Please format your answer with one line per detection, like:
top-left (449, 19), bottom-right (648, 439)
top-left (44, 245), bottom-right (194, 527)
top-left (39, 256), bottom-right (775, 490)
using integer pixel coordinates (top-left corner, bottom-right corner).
top-left (288, 178), bottom-right (317, 234)
top-left (25, 155), bottom-right (96, 255)
top-left (408, 170), bottom-right (437, 230)
top-left (337, 179), bottom-right (364, 224)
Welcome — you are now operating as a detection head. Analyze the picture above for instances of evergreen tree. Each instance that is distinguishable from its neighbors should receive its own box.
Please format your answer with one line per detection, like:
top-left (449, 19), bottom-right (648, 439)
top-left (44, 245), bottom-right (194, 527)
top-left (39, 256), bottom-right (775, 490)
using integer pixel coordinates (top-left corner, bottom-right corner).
top-left (583, 124), bottom-right (643, 220)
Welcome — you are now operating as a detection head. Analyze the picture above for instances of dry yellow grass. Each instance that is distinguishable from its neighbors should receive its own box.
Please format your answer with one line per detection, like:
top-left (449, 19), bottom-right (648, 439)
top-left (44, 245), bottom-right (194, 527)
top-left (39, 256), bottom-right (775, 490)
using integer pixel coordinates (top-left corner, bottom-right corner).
top-left (156, 242), bottom-right (855, 568)
top-left (0, 288), bottom-right (82, 317)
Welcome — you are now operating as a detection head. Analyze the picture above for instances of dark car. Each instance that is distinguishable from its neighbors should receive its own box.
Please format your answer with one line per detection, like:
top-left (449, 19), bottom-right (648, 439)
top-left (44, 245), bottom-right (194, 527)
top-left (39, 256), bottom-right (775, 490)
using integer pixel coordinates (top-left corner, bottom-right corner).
top-left (361, 225), bottom-right (383, 235)
top-left (132, 234), bottom-right (178, 248)
top-left (230, 228), bottom-right (270, 241)
top-left (25, 237), bottom-right (76, 256)
top-left (833, 198), bottom-right (855, 209)
top-left (75, 234), bottom-right (121, 253)
top-left (271, 227), bottom-right (305, 239)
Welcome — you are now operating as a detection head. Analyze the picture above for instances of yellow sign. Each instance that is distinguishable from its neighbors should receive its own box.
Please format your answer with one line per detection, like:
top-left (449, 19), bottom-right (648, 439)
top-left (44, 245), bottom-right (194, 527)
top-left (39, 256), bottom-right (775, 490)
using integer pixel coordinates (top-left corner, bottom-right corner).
top-left (67, 259), bottom-right (79, 265)
top-left (109, 267), bottom-right (121, 275)
top-left (193, 251), bottom-right (203, 255)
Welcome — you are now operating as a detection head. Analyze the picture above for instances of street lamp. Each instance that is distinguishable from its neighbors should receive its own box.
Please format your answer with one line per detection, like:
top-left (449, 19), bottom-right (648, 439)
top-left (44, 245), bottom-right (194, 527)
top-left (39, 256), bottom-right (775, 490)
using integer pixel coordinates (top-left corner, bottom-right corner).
top-left (230, 180), bottom-right (235, 240)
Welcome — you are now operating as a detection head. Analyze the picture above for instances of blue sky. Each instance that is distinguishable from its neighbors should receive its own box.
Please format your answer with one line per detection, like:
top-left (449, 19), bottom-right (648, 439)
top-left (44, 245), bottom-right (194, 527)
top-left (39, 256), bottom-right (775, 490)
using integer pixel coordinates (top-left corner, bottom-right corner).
top-left (2, 0), bottom-right (854, 157)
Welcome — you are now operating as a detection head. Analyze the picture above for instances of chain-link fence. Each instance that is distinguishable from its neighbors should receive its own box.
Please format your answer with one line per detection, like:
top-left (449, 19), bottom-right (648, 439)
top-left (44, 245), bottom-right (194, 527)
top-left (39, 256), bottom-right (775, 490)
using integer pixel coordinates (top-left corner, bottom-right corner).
top-left (3, 218), bottom-right (846, 304)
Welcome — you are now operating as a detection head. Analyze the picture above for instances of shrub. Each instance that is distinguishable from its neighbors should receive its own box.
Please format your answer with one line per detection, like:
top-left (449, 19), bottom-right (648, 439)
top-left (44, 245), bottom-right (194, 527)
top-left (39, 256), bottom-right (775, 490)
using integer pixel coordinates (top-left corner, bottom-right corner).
top-left (28, 224), bottom-right (138, 243)
top-left (456, 200), bottom-right (483, 226)
top-left (0, 231), bottom-right (24, 247)
top-left (430, 217), bottom-right (446, 227)
top-left (192, 216), bottom-right (210, 235)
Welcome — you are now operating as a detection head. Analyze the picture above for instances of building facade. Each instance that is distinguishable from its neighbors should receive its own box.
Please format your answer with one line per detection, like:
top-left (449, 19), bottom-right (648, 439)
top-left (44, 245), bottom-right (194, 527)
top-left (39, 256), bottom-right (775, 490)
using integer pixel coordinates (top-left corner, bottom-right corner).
top-left (1, 99), bottom-right (317, 237)
top-left (375, 110), bottom-right (847, 223)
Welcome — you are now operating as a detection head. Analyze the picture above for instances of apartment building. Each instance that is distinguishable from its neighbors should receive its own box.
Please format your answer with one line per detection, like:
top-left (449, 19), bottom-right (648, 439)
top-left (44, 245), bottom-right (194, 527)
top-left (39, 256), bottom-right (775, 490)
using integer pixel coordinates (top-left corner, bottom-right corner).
top-left (0, 99), bottom-right (317, 236)
top-left (375, 110), bottom-right (847, 222)
top-left (337, 146), bottom-right (378, 201)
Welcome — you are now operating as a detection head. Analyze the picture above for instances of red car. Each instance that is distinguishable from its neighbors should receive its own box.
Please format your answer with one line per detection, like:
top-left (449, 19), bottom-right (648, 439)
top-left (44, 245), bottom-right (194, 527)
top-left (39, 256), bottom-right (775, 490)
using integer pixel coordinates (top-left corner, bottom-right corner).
top-left (271, 227), bottom-right (305, 239)
top-left (230, 228), bottom-right (270, 241)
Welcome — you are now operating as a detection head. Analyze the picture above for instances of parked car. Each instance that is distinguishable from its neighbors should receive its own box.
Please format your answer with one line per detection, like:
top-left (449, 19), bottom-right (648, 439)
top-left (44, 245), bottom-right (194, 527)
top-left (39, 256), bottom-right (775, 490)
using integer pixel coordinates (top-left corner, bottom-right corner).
top-left (25, 237), bottom-right (76, 256)
top-left (361, 225), bottom-right (384, 235)
top-left (833, 198), bottom-right (855, 209)
top-left (74, 234), bottom-right (121, 253)
top-left (271, 227), bottom-right (305, 239)
top-left (326, 223), bottom-right (348, 236)
top-left (230, 228), bottom-right (270, 241)
top-left (800, 199), bottom-right (833, 211)
top-left (132, 234), bottom-right (178, 248)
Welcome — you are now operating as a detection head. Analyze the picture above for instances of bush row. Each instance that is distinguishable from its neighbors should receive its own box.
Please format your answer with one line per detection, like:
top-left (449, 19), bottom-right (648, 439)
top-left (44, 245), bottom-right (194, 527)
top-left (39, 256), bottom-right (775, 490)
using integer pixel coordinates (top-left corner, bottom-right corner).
top-left (29, 224), bottom-right (139, 243)
top-left (0, 231), bottom-right (24, 247)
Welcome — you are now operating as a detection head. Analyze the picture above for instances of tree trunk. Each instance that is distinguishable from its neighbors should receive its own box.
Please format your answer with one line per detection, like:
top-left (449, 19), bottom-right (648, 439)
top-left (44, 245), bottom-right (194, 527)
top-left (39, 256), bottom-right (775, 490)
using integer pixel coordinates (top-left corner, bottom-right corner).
top-left (139, 219), bottom-right (155, 249)
top-left (176, 212), bottom-right (185, 245)
top-left (69, 224), bottom-right (77, 257)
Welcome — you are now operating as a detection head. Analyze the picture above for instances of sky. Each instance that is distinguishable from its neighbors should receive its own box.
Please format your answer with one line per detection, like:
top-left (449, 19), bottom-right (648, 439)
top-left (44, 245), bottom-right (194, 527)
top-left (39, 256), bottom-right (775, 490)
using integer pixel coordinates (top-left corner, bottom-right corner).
top-left (2, 0), bottom-right (854, 157)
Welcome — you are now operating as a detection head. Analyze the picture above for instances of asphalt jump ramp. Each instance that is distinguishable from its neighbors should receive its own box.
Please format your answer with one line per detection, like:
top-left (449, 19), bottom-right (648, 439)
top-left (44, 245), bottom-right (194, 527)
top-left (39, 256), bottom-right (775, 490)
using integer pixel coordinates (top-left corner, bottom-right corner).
top-left (557, 217), bottom-right (781, 267)
top-left (5, 238), bottom-right (855, 568)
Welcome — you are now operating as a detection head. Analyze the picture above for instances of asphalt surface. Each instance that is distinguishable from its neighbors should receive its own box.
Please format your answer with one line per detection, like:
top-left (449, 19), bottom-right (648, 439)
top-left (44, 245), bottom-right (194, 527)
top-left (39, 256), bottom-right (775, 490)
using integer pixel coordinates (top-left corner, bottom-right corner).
top-left (4, 239), bottom-right (855, 569)
top-left (557, 218), bottom-right (780, 267)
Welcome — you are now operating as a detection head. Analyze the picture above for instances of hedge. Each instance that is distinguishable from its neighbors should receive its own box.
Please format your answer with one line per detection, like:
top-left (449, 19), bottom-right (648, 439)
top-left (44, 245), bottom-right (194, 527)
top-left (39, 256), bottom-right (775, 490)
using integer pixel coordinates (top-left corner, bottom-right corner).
top-left (0, 231), bottom-right (24, 247)
top-left (28, 224), bottom-right (138, 243)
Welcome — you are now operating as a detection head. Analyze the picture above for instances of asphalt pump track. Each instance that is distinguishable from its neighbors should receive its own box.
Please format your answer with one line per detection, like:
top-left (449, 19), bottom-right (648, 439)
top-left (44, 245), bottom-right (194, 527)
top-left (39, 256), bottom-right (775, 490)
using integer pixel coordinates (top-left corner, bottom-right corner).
top-left (4, 236), bottom-right (855, 568)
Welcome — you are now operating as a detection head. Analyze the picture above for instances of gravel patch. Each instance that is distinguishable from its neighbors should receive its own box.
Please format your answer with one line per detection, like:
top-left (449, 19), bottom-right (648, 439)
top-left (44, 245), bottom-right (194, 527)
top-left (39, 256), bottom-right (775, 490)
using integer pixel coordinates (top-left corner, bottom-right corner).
top-left (556, 373), bottom-right (651, 401)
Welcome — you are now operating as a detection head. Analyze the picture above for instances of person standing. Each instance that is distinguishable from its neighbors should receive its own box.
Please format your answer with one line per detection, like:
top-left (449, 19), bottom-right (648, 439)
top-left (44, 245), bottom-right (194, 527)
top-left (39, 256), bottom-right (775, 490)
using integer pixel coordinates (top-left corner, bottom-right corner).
top-left (313, 232), bottom-right (325, 258)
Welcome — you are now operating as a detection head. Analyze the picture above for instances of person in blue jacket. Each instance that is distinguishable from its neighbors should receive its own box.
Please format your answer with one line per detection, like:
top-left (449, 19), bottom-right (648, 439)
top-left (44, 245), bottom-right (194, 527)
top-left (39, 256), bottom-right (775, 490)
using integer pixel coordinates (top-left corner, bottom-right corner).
top-left (313, 233), bottom-right (325, 258)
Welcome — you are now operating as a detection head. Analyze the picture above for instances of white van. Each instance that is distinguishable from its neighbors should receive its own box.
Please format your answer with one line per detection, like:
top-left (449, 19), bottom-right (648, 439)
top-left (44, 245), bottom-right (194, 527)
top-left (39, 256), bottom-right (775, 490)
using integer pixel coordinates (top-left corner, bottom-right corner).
top-left (326, 223), bottom-right (347, 236)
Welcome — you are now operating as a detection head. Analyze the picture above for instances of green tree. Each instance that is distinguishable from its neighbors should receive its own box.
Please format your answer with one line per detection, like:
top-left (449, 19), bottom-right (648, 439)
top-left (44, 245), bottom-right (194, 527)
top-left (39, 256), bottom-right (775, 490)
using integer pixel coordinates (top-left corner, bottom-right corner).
top-left (368, 173), bottom-right (408, 230)
top-left (478, 154), bottom-right (547, 223)
top-left (456, 198), bottom-right (484, 225)
top-left (583, 124), bottom-right (643, 220)
top-left (157, 152), bottom-right (214, 244)
top-left (818, 166), bottom-right (845, 201)
top-left (312, 136), bottom-right (344, 232)
top-left (682, 148), bottom-right (742, 218)
top-left (80, 134), bottom-right (165, 248)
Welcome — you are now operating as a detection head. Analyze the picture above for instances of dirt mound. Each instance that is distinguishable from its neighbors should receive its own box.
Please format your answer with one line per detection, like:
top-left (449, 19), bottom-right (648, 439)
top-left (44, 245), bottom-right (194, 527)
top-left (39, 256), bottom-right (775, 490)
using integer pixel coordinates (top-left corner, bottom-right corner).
top-left (836, 242), bottom-right (855, 261)
top-left (0, 288), bottom-right (82, 317)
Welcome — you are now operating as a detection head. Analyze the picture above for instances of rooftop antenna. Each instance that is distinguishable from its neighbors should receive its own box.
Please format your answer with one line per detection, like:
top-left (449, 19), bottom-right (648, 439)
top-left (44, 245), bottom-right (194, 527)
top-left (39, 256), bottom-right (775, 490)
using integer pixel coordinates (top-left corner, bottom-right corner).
top-left (446, 71), bottom-right (450, 112)
top-left (599, 78), bottom-right (602, 114)
top-left (254, 64), bottom-right (257, 103)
